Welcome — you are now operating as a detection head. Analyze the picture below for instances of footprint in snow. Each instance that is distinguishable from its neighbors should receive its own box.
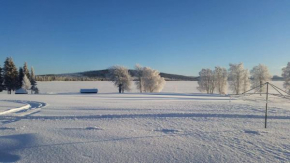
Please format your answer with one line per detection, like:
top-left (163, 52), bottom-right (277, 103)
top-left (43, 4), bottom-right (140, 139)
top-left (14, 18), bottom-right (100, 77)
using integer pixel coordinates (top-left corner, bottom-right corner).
top-left (244, 130), bottom-right (260, 135)
top-left (85, 127), bottom-right (102, 130)
top-left (154, 129), bottom-right (179, 134)
top-left (64, 126), bottom-right (102, 131)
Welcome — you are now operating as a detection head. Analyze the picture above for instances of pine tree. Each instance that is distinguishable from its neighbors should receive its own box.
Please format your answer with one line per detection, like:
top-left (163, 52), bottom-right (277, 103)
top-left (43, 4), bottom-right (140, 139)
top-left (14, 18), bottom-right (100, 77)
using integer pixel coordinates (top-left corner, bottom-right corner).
top-left (3, 57), bottom-right (19, 94)
top-left (0, 66), bottom-right (4, 92)
top-left (34, 87), bottom-right (39, 94)
top-left (18, 67), bottom-right (24, 89)
top-left (23, 62), bottom-right (30, 80)
top-left (22, 74), bottom-right (31, 90)
top-left (30, 67), bottom-right (38, 94)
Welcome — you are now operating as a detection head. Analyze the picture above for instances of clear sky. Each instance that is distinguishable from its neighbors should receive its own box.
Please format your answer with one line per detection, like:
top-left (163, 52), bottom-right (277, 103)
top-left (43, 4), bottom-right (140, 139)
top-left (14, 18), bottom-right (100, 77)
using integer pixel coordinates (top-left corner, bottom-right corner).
top-left (0, 0), bottom-right (289, 76)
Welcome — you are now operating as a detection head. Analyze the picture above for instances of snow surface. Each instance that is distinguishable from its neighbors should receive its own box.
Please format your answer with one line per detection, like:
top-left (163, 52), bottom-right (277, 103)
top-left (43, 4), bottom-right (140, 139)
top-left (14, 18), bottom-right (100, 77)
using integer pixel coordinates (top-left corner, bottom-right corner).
top-left (0, 81), bottom-right (290, 163)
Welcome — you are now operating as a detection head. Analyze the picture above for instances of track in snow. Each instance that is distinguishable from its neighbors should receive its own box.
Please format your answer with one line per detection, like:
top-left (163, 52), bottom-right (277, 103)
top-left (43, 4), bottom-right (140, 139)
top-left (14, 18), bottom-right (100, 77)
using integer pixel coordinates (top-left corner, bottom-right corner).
top-left (0, 100), bottom-right (47, 125)
top-left (0, 100), bottom-right (47, 117)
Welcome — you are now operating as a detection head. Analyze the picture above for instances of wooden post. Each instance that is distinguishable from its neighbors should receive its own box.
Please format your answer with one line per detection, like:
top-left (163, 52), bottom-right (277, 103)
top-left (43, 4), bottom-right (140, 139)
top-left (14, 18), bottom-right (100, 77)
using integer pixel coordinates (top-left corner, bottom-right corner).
top-left (265, 82), bottom-right (269, 128)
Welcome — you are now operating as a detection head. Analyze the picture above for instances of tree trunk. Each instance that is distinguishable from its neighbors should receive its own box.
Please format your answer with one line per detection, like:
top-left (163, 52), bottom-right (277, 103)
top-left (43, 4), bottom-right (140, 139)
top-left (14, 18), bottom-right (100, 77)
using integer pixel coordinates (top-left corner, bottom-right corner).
top-left (140, 79), bottom-right (143, 93)
top-left (260, 80), bottom-right (262, 96)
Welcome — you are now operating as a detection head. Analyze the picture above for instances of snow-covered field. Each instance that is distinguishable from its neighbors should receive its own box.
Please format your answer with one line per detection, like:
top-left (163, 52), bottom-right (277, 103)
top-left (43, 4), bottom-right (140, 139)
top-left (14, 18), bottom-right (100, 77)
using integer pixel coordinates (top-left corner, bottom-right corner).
top-left (1, 81), bottom-right (290, 162)
top-left (36, 81), bottom-right (200, 94)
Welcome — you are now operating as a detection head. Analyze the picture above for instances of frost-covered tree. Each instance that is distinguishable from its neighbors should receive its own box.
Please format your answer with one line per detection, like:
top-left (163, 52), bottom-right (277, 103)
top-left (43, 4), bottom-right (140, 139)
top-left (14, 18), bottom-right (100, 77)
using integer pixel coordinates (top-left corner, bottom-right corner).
top-left (197, 69), bottom-right (215, 94)
top-left (214, 66), bottom-right (227, 94)
top-left (0, 66), bottom-right (4, 92)
top-left (250, 64), bottom-right (272, 93)
top-left (30, 67), bottom-right (38, 94)
top-left (18, 67), bottom-right (24, 89)
top-left (34, 87), bottom-right (39, 94)
top-left (3, 57), bottom-right (19, 94)
top-left (30, 67), bottom-right (35, 81)
top-left (108, 65), bottom-right (132, 93)
top-left (23, 62), bottom-right (30, 80)
top-left (242, 69), bottom-right (251, 93)
top-left (228, 63), bottom-right (247, 95)
top-left (134, 64), bottom-right (144, 93)
top-left (142, 67), bottom-right (165, 92)
top-left (22, 74), bottom-right (31, 90)
top-left (282, 62), bottom-right (290, 94)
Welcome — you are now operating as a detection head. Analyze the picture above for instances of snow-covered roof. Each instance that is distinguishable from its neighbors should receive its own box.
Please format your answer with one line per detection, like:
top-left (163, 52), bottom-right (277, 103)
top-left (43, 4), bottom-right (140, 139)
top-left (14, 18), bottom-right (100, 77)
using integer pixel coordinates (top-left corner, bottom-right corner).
top-left (80, 89), bottom-right (98, 93)
top-left (15, 88), bottom-right (28, 94)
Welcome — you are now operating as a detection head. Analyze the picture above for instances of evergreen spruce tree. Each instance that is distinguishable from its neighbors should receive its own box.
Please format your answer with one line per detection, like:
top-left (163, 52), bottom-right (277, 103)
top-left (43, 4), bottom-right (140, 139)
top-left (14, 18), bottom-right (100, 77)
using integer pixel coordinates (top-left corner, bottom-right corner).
top-left (3, 57), bottom-right (19, 94)
top-left (22, 74), bottom-right (31, 90)
top-left (30, 67), bottom-right (38, 94)
top-left (18, 67), bottom-right (24, 89)
top-left (0, 66), bottom-right (4, 92)
top-left (23, 62), bottom-right (30, 80)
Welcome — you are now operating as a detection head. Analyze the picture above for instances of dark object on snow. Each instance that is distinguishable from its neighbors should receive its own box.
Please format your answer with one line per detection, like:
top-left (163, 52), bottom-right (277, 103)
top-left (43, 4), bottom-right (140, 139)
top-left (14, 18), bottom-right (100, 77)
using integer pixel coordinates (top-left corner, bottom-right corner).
top-left (80, 89), bottom-right (98, 94)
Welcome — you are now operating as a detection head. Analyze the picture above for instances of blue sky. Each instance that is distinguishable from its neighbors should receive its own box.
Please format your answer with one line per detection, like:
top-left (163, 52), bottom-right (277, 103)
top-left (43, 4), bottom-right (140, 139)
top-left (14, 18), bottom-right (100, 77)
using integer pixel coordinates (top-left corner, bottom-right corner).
top-left (0, 0), bottom-right (289, 76)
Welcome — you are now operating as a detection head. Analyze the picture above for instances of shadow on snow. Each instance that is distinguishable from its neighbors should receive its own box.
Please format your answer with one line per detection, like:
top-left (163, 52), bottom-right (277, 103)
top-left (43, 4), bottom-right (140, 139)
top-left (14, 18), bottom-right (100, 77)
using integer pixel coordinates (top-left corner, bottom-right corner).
top-left (1, 113), bottom-right (289, 122)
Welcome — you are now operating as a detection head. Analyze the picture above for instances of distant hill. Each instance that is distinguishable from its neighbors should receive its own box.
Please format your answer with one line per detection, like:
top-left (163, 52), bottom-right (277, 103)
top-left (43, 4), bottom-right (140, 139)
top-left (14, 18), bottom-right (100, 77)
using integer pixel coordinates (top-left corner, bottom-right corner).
top-left (37, 69), bottom-right (198, 81)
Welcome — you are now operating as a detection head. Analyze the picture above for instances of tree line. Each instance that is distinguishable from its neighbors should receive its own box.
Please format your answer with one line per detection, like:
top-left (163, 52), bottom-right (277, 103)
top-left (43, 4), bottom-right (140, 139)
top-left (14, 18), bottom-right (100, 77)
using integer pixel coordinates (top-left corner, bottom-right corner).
top-left (198, 62), bottom-right (290, 95)
top-left (35, 76), bottom-right (106, 81)
top-left (108, 64), bottom-right (166, 93)
top-left (0, 57), bottom-right (39, 94)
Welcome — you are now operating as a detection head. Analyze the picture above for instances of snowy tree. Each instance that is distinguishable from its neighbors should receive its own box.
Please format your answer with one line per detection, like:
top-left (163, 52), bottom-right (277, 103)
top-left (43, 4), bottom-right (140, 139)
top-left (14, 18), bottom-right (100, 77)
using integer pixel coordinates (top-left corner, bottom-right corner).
top-left (23, 62), bottom-right (30, 80)
top-left (228, 63), bottom-right (247, 95)
top-left (197, 69), bottom-right (215, 94)
top-left (282, 62), bottom-right (290, 94)
top-left (3, 57), bottom-right (19, 94)
top-left (134, 64), bottom-right (144, 93)
top-left (18, 67), bottom-right (24, 89)
top-left (22, 74), bottom-right (31, 90)
top-left (34, 87), bottom-right (39, 94)
top-left (108, 65), bottom-right (132, 93)
top-left (31, 67), bottom-right (35, 81)
top-left (30, 67), bottom-right (38, 94)
top-left (0, 66), bottom-right (4, 92)
top-left (142, 67), bottom-right (165, 92)
top-left (214, 66), bottom-right (227, 94)
top-left (250, 64), bottom-right (272, 93)
top-left (242, 69), bottom-right (251, 93)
